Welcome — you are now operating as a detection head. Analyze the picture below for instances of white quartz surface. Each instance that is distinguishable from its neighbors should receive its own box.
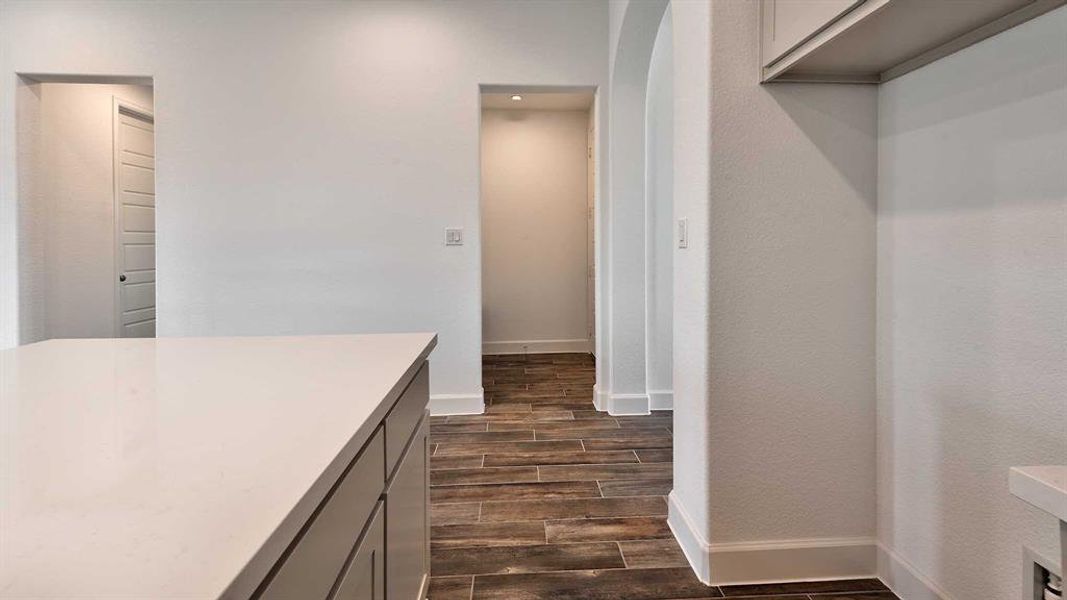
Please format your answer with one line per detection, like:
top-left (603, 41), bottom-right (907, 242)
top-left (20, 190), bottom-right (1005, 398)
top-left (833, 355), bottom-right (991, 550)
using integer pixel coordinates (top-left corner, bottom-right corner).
top-left (1010, 466), bottom-right (1067, 522)
top-left (0, 333), bottom-right (436, 599)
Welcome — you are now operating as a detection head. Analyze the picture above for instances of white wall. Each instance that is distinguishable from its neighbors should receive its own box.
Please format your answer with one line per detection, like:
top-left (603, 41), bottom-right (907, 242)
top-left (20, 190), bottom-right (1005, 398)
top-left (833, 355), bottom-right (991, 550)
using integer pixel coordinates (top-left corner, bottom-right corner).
top-left (22, 82), bottom-right (153, 341)
top-left (480, 108), bottom-right (591, 354)
top-left (877, 8), bottom-right (1067, 599)
top-left (645, 8), bottom-right (673, 406)
top-left (671, 0), bottom-right (878, 583)
top-left (0, 1), bottom-right (608, 413)
top-left (666, 0), bottom-right (713, 580)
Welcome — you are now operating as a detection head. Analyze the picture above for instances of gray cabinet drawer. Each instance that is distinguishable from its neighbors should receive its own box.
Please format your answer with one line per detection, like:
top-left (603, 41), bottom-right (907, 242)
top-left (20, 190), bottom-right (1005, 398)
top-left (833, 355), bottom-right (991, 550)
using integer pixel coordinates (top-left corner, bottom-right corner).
top-left (385, 362), bottom-right (429, 478)
top-left (331, 501), bottom-right (385, 600)
top-left (259, 428), bottom-right (385, 600)
top-left (385, 414), bottom-right (430, 600)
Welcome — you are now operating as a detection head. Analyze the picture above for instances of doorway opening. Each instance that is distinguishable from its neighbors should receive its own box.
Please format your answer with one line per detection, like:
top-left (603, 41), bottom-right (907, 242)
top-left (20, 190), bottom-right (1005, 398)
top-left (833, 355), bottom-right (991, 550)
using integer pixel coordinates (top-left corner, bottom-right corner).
top-left (16, 75), bottom-right (156, 343)
top-left (478, 86), bottom-right (597, 364)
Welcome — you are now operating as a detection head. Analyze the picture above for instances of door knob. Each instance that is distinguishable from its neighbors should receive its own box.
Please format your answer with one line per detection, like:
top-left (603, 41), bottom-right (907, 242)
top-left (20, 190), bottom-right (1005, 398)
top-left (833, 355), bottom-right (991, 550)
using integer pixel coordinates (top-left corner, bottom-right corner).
top-left (119, 274), bottom-right (127, 282)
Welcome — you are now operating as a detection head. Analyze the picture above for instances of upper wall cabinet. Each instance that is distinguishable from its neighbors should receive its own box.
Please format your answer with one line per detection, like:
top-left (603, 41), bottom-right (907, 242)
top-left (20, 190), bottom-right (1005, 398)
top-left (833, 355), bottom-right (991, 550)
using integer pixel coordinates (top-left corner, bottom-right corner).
top-left (760, 0), bottom-right (1067, 83)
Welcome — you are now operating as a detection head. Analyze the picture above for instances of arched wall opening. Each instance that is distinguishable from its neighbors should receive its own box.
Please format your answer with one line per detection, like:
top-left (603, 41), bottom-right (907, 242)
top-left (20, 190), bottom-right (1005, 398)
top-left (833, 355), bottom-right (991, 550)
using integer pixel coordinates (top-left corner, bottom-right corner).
top-left (606, 0), bottom-right (713, 583)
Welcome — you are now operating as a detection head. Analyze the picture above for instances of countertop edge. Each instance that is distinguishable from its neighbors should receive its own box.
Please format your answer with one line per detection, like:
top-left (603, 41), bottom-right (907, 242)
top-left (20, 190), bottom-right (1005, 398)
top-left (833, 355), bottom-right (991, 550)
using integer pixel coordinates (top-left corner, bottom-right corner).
top-left (1009, 466), bottom-right (1067, 522)
top-left (219, 333), bottom-right (437, 600)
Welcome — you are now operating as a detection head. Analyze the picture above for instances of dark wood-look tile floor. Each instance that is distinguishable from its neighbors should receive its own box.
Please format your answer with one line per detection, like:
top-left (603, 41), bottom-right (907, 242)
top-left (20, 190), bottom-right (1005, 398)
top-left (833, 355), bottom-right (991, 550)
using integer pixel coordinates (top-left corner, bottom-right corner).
top-left (428, 353), bottom-right (897, 600)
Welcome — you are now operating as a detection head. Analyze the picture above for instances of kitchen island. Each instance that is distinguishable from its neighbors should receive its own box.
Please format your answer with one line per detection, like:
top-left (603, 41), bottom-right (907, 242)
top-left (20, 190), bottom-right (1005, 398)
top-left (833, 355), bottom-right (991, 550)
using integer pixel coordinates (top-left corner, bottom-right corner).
top-left (0, 333), bottom-right (436, 599)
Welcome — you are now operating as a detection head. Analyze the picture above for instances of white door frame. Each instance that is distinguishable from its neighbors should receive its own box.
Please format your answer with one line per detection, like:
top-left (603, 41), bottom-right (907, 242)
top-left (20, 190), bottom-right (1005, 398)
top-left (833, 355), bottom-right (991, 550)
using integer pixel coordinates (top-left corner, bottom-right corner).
top-left (112, 96), bottom-right (155, 337)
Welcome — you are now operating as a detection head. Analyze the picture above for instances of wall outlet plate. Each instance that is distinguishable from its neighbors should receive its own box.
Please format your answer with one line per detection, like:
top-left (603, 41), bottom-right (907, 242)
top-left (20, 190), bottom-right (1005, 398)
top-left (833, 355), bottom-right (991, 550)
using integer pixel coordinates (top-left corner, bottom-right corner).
top-left (445, 228), bottom-right (463, 246)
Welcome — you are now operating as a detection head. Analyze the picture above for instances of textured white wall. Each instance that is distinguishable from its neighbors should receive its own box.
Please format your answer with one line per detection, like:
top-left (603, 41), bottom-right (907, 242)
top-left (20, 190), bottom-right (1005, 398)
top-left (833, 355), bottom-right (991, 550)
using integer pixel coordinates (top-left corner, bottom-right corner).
top-left (645, 8), bottom-right (673, 398)
top-left (480, 109), bottom-right (591, 351)
top-left (0, 1), bottom-right (608, 409)
top-left (24, 83), bottom-right (154, 341)
top-left (668, 0), bottom-right (713, 576)
top-left (705, 0), bottom-right (877, 544)
top-left (877, 7), bottom-right (1067, 599)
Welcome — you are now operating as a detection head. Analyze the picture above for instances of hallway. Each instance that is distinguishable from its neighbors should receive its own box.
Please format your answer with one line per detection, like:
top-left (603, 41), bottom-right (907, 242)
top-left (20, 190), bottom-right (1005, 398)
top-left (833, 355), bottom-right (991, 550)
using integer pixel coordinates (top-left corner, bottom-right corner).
top-left (426, 354), bottom-right (897, 599)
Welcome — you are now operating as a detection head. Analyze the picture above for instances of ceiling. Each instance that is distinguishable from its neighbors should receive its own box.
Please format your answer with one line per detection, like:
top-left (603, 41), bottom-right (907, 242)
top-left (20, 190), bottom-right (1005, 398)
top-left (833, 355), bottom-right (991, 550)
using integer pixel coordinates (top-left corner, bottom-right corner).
top-left (481, 92), bottom-right (594, 111)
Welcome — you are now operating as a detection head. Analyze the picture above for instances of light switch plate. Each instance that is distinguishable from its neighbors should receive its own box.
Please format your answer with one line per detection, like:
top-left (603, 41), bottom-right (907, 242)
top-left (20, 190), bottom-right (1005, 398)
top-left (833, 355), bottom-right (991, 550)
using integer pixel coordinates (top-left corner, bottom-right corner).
top-left (445, 227), bottom-right (464, 246)
top-left (677, 218), bottom-right (688, 249)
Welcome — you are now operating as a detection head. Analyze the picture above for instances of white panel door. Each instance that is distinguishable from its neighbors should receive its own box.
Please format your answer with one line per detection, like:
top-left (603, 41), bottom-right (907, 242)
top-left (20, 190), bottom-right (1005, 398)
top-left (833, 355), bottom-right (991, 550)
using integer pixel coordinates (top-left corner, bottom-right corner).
top-left (114, 100), bottom-right (156, 337)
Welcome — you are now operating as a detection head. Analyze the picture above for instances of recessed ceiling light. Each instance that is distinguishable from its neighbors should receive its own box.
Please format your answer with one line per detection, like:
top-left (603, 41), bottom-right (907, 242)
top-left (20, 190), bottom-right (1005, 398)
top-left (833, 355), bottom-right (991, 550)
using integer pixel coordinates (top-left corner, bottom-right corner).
top-left (511, 94), bottom-right (523, 101)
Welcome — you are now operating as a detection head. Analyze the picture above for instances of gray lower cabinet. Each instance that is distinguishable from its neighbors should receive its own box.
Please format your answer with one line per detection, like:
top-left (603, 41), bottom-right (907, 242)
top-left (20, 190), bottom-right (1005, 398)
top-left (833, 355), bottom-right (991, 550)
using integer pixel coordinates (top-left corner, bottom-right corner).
top-left (333, 503), bottom-right (385, 600)
top-left (254, 361), bottom-right (430, 600)
top-left (385, 415), bottom-right (431, 600)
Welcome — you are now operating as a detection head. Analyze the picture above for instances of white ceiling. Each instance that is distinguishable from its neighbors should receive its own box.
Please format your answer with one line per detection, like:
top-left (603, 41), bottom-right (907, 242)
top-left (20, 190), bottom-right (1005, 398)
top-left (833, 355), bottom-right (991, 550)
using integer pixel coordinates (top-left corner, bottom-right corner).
top-left (481, 92), bottom-right (594, 111)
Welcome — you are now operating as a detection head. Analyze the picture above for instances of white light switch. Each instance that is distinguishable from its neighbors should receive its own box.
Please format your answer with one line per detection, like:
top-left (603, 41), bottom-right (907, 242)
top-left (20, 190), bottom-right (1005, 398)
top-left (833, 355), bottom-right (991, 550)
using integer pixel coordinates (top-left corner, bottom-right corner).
top-left (677, 218), bottom-right (688, 249)
top-left (445, 228), bottom-right (464, 246)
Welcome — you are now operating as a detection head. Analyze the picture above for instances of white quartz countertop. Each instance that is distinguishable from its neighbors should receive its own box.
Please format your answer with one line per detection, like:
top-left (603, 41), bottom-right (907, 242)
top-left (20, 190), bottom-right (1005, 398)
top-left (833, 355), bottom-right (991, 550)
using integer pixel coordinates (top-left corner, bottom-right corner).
top-left (0, 333), bottom-right (436, 599)
top-left (1010, 466), bottom-right (1067, 522)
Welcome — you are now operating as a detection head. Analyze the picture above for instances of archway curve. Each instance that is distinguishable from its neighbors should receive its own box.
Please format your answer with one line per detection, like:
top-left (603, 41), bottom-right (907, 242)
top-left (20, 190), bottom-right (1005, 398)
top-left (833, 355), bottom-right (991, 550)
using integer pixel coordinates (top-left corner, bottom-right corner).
top-left (599, 0), bottom-right (669, 415)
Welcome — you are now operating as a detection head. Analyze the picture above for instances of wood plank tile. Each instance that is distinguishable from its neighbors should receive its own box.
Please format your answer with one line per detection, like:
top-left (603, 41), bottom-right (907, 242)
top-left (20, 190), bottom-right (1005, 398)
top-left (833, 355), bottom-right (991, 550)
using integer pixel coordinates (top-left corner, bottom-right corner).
top-left (431, 481), bottom-right (601, 504)
top-left (538, 463), bottom-right (673, 482)
top-left (720, 579), bottom-right (890, 597)
top-left (431, 502), bottom-right (481, 525)
top-left (618, 538), bottom-right (689, 568)
top-left (431, 422), bottom-right (489, 434)
top-left (471, 567), bottom-right (723, 599)
top-left (806, 589), bottom-right (900, 593)
top-left (483, 450), bottom-right (638, 467)
top-left (431, 521), bottom-right (546, 548)
top-left (581, 436), bottom-right (672, 450)
top-left (490, 419), bottom-right (618, 432)
top-left (432, 455), bottom-right (485, 470)
top-left (535, 427), bottom-right (672, 441)
top-left (479, 496), bottom-right (667, 522)
top-left (571, 410), bottom-right (617, 420)
top-left (435, 439), bottom-right (584, 457)
top-left (615, 416), bottom-right (673, 428)
top-left (431, 542), bottom-right (624, 576)
top-left (545, 516), bottom-right (671, 543)
top-left (598, 479), bottom-right (673, 497)
top-left (486, 403), bottom-right (532, 413)
top-left (491, 390), bottom-right (568, 399)
top-left (528, 402), bottom-right (598, 412)
top-left (431, 431), bottom-right (535, 444)
top-left (427, 576), bottom-right (474, 600)
top-left (431, 466), bottom-right (539, 487)
top-left (449, 412), bottom-right (574, 423)
top-left (634, 448), bottom-right (672, 463)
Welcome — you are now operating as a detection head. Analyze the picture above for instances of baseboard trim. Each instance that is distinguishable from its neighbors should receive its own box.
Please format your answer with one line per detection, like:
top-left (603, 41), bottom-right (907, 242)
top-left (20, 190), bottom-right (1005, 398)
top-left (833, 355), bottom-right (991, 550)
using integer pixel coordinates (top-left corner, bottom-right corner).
top-left (430, 392), bottom-right (484, 416)
top-left (668, 490), bottom-right (878, 587)
top-left (482, 338), bottom-right (592, 355)
top-left (708, 536), bottom-right (877, 586)
top-left (648, 389), bottom-right (673, 411)
top-left (877, 544), bottom-right (954, 600)
top-left (593, 385), bottom-right (609, 412)
top-left (608, 393), bottom-right (649, 415)
top-left (668, 491), bottom-right (712, 584)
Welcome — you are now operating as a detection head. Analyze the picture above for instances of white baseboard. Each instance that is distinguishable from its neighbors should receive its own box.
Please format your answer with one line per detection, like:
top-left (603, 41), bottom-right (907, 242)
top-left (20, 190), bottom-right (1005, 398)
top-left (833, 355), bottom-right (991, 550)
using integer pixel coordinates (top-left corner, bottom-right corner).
top-left (668, 491), bottom-right (712, 584)
top-left (608, 392), bottom-right (649, 415)
top-left (430, 392), bottom-right (484, 416)
top-left (708, 536), bottom-right (877, 586)
top-left (593, 385), bottom-right (609, 412)
top-left (482, 338), bottom-right (592, 355)
top-left (648, 389), bottom-right (673, 411)
top-left (877, 544), bottom-right (954, 600)
top-left (668, 492), bottom-right (877, 586)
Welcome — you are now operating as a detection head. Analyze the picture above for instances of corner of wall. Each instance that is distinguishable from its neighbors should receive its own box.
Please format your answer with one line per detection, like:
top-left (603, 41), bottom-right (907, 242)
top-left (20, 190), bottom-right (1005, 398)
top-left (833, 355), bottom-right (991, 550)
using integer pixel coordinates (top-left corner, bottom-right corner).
top-left (608, 392), bottom-right (650, 415)
top-left (430, 391), bottom-right (485, 416)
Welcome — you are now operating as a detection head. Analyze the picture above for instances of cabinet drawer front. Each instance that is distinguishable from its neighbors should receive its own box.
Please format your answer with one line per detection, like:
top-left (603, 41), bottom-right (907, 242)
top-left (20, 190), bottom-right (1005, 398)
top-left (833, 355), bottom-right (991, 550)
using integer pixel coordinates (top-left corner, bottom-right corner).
top-left (332, 502), bottom-right (385, 600)
top-left (385, 362), bottom-right (429, 478)
top-left (259, 428), bottom-right (385, 600)
top-left (385, 415), bottom-right (430, 600)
